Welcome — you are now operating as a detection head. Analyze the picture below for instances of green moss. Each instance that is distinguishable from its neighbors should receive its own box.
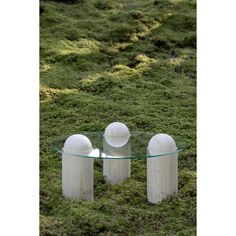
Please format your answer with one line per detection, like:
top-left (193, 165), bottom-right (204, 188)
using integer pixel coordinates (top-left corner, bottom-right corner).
top-left (40, 0), bottom-right (196, 235)
top-left (94, 0), bottom-right (120, 10)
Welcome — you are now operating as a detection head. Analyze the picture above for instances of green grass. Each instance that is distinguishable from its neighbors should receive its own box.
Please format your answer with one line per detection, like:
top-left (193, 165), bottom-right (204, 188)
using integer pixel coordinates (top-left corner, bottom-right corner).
top-left (40, 0), bottom-right (196, 235)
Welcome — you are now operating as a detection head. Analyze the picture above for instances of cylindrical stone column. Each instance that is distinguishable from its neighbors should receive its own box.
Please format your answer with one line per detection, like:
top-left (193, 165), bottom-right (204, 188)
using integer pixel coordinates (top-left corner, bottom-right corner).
top-left (103, 122), bottom-right (131, 185)
top-left (147, 133), bottom-right (178, 204)
top-left (62, 134), bottom-right (94, 200)
top-left (103, 138), bottom-right (131, 184)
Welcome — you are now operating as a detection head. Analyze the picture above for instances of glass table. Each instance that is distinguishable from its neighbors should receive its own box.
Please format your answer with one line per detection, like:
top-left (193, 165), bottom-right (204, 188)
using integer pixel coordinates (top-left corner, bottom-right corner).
top-left (52, 131), bottom-right (189, 160)
top-left (52, 131), bottom-right (189, 204)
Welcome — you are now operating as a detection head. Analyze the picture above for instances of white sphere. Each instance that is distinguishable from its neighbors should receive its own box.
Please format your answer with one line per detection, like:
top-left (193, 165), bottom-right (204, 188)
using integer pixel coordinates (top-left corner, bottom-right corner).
top-left (148, 133), bottom-right (176, 155)
top-left (63, 134), bottom-right (93, 154)
top-left (104, 122), bottom-right (130, 147)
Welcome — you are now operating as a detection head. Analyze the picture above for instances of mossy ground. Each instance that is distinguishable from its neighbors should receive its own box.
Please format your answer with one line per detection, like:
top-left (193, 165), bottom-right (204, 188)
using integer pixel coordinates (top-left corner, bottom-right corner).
top-left (40, 0), bottom-right (196, 235)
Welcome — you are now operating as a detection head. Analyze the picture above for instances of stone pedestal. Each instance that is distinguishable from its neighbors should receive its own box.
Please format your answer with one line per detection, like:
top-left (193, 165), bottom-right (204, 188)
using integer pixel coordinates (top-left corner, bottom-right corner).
top-left (62, 134), bottom-right (94, 200)
top-left (103, 138), bottom-right (131, 184)
top-left (147, 134), bottom-right (178, 204)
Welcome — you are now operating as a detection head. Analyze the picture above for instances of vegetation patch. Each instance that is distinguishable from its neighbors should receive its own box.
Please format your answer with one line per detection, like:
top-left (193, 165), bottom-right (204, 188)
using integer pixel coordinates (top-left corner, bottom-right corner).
top-left (40, 0), bottom-right (196, 235)
top-left (94, 0), bottom-right (120, 10)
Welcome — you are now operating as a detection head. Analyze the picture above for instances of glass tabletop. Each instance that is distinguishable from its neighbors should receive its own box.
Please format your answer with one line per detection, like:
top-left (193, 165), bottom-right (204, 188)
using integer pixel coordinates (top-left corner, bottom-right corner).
top-left (52, 131), bottom-right (189, 160)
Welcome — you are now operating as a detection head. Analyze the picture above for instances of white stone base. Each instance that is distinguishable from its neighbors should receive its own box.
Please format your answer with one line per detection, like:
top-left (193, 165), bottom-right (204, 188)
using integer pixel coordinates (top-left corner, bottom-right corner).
top-left (147, 154), bottom-right (178, 204)
top-left (147, 134), bottom-right (178, 204)
top-left (103, 138), bottom-right (131, 184)
top-left (62, 155), bottom-right (94, 200)
top-left (103, 159), bottom-right (131, 184)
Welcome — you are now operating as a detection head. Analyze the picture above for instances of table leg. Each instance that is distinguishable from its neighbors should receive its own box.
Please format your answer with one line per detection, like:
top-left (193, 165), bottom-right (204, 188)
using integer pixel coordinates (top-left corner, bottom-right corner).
top-left (103, 138), bottom-right (131, 184)
top-left (147, 134), bottom-right (178, 204)
top-left (62, 155), bottom-right (94, 201)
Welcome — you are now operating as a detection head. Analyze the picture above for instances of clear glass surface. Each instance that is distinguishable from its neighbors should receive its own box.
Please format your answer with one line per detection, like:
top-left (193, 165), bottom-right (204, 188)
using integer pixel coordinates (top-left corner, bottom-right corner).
top-left (52, 131), bottom-right (189, 160)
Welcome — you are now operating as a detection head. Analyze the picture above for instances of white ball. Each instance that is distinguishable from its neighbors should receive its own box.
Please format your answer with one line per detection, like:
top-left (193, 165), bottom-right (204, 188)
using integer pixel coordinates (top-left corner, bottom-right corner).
top-left (63, 134), bottom-right (93, 154)
top-left (148, 133), bottom-right (176, 155)
top-left (104, 122), bottom-right (130, 147)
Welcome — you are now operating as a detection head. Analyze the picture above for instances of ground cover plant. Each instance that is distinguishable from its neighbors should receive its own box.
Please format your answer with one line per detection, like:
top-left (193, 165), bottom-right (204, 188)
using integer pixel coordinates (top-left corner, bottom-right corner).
top-left (40, 0), bottom-right (196, 235)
